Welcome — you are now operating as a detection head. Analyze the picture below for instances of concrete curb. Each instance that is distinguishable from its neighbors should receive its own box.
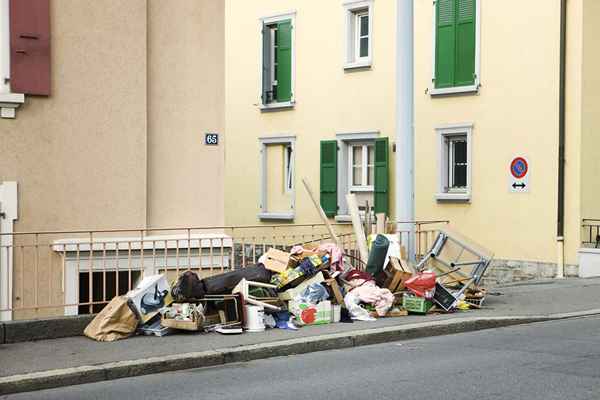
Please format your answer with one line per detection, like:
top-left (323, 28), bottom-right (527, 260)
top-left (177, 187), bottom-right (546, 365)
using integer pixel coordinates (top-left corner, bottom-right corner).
top-left (1, 309), bottom-right (600, 395)
top-left (0, 315), bottom-right (94, 344)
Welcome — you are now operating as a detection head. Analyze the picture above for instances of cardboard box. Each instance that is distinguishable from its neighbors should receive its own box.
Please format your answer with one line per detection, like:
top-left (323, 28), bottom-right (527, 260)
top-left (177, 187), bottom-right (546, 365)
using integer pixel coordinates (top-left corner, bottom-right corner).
top-left (161, 309), bottom-right (204, 331)
top-left (289, 300), bottom-right (332, 326)
top-left (263, 248), bottom-right (291, 273)
top-left (278, 272), bottom-right (325, 301)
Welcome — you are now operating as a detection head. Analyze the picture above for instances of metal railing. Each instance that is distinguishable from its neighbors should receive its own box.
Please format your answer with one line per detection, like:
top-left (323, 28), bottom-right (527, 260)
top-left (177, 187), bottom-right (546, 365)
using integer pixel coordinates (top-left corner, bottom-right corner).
top-left (582, 219), bottom-right (600, 248)
top-left (0, 221), bottom-right (447, 321)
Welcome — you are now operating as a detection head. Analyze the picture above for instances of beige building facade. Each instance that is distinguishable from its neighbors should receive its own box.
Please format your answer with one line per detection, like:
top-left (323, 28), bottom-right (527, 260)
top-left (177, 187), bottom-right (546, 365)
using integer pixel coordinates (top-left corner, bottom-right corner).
top-left (224, 0), bottom-right (600, 277)
top-left (0, 0), bottom-right (224, 232)
top-left (0, 0), bottom-right (225, 320)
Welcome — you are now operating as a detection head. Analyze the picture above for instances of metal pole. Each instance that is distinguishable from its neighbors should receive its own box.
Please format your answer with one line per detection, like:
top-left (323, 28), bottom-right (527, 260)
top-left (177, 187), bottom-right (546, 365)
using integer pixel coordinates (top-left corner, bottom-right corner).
top-left (396, 0), bottom-right (415, 261)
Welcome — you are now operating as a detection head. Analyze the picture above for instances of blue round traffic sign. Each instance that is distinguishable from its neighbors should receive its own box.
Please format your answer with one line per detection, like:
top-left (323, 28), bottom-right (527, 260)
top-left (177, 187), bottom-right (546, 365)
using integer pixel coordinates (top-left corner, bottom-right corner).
top-left (510, 157), bottom-right (528, 179)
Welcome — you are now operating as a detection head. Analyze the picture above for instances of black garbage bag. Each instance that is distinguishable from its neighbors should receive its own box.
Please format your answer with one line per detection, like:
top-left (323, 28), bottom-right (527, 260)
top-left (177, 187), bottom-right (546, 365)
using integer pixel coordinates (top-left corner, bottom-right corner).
top-left (202, 264), bottom-right (272, 294)
top-left (172, 271), bottom-right (206, 301)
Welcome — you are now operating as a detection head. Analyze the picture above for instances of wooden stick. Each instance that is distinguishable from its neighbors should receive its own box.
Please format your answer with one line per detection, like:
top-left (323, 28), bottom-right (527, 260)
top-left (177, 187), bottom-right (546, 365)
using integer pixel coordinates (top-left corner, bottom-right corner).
top-left (346, 193), bottom-right (369, 264)
top-left (376, 213), bottom-right (386, 234)
top-left (302, 178), bottom-right (341, 247)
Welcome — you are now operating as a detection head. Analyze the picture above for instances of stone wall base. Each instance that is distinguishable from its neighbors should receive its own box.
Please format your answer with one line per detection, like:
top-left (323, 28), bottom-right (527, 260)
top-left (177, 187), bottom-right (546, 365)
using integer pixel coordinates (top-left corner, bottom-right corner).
top-left (481, 259), bottom-right (578, 286)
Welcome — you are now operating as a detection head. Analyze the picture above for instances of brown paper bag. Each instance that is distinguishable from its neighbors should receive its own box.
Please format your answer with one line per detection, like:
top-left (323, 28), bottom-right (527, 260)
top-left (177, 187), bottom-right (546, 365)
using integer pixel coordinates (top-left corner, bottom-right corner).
top-left (84, 296), bottom-right (139, 342)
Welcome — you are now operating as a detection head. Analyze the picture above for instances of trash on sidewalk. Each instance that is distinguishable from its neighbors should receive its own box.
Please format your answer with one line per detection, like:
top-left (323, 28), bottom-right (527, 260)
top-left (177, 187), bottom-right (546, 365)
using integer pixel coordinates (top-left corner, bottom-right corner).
top-left (160, 303), bottom-right (205, 331)
top-left (84, 296), bottom-right (139, 341)
top-left (83, 196), bottom-right (494, 342)
top-left (126, 274), bottom-right (173, 324)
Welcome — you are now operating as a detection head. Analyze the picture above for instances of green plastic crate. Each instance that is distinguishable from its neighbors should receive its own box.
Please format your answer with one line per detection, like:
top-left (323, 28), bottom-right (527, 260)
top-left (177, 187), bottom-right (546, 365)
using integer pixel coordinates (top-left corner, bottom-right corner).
top-left (402, 294), bottom-right (433, 314)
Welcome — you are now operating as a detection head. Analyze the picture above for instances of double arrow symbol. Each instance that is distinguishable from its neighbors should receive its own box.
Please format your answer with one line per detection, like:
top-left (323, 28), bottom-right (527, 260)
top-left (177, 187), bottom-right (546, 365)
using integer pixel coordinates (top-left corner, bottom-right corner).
top-left (512, 182), bottom-right (526, 189)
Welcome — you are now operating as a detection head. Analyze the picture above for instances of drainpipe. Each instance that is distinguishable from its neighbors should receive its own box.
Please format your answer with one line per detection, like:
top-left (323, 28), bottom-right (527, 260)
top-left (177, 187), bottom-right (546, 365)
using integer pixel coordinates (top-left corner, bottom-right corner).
top-left (396, 0), bottom-right (415, 260)
top-left (556, 0), bottom-right (567, 278)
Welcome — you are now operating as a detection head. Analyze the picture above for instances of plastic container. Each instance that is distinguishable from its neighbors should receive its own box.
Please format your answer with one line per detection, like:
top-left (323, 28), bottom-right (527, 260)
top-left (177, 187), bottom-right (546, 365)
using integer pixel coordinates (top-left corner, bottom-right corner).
top-left (403, 294), bottom-right (434, 314)
top-left (331, 304), bottom-right (341, 323)
top-left (243, 305), bottom-right (266, 332)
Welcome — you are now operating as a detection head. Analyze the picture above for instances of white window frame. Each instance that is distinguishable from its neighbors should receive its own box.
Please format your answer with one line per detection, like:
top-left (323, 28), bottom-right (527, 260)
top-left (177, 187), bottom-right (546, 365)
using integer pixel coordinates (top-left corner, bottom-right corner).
top-left (258, 135), bottom-right (296, 221)
top-left (0, 0), bottom-right (24, 118)
top-left (334, 131), bottom-right (379, 222)
top-left (348, 142), bottom-right (374, 192)
top-left (429, 0), bottom-right (481, 96)
top-left (259, 11), bottom-right (296, 111)
top-left (436, 123), bottom-right (473, 202)
top-left (343, 0), bottom-right (373, 70)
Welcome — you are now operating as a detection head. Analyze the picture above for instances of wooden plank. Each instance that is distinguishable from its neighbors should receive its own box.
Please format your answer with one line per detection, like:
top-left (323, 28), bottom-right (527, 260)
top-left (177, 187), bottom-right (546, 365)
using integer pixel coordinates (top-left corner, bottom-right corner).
top-left (376, 213), bottom-right (386, 234)
top-left (346, 193), bottom-right (369, 264)
top-left (324, 278), bottom-right (345, 306)
top-left (302, 178), bottom-right (341, 247)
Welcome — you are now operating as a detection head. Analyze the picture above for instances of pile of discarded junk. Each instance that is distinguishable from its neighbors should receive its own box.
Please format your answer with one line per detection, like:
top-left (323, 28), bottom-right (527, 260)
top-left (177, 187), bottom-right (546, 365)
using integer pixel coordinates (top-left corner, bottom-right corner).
top-left (84, 220), bottom-right (494, 342)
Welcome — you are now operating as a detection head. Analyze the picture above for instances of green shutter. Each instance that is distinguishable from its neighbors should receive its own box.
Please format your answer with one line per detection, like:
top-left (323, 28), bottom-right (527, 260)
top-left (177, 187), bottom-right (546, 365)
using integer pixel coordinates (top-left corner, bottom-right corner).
top-left (435, 0), bottom-right (475, 88)
top-left (276, 20), bottom-right (292, 102)
top-left (455, 0), bottom-right (475, 86)
top-left (320, 140), bottom-right (338, 218)
top-left (374, 138), bottom-right (389, 215)
top-left (435, 0), bottom-right (456, 89)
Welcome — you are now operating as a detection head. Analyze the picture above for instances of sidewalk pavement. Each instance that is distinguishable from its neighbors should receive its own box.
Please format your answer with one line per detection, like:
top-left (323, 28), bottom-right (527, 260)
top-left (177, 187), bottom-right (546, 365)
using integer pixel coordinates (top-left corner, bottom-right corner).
top-left (1, 277), bottom-right (599, 394)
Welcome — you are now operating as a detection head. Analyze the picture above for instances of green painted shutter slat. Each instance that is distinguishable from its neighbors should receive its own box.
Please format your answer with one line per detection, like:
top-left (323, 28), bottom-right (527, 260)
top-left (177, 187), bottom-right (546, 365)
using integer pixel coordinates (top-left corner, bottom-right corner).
top-left (374, 137), bottom-right (389, 215)
top-left (435, 0), bottom-right (456, 89)
top-left (320, 140), bottom-right (338, 218)
top-left (262, 25), bottom-right (271, 104)
top-left (276, 20), bottom-right (292, 102)
top-left (455, 0), bottom-right (476, 86)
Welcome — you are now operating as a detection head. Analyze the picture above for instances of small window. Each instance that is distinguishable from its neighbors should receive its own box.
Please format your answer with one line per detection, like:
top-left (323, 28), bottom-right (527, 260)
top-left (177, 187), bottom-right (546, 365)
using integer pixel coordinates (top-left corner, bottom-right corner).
top-left (344, 1), bottom-right (373, 69)
top-left (349, 143), bottom-right (374, 191)
top-left (437, 124), bottom-right (472, 201)
top-left (285, 144), bottom-right (294, 192)
top-left (259, 137), bottom-right (296, 220)
top-left (356, 12), bottom-right (369, 60)
top-left (447, 136), bottom-right (467, 190)
top-left (261, 15), bottom-right (294, 107)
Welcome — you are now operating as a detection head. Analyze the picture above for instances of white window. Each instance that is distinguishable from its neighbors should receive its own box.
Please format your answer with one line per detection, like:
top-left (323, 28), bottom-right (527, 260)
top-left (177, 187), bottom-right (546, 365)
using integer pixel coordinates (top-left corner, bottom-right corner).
top-left (332, 132), bottom-right (379, 222)
top-left (349, 143), bottom-right (374, 191)
top-left (344, 0), bottom-right (373, 69)
top-left (258, 136), bottom-right (296, 220)
top-left (260, 12), bottom-right (296, 109)
top-left (436, 124), bottom-right (473, 201)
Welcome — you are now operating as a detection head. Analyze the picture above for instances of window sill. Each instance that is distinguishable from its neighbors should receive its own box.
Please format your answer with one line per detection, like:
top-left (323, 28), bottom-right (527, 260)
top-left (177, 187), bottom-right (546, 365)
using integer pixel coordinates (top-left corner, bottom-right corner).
top-left (258, 212), bottom-right (295, 221)
top-left (0, 93), bottom-right (25, 119)
top-left (260, 101), bottom-right (295, 112)
top-left (334, 215), bottom-right (353, 223)
top-left (435, 192), bottom-right (471, 202)
top-left (349, 186), bottom-right (374, 192)
top-left (429, 85), bottom-right (479, 96)
top-left (344, 60), bottom-right (372, 70)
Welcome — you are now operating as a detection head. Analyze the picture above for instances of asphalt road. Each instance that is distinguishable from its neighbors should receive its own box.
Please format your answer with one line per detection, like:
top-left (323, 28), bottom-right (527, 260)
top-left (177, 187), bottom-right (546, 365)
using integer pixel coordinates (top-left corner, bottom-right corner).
top-left (4, 316), bottom-right (600, 400)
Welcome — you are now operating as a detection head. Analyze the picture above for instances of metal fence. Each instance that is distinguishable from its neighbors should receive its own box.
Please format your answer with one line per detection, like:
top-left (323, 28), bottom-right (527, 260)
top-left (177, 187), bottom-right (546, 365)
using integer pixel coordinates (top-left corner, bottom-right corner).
top-left (582, 219), bottom-right (600, 248)
top-left (0, 221), bottom-right (447, 321)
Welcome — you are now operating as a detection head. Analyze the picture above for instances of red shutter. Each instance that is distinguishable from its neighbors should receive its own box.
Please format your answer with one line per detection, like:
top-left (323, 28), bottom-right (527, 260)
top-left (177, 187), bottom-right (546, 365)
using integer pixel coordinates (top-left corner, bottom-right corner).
top-left (10, 0), bottom-right (51, 95)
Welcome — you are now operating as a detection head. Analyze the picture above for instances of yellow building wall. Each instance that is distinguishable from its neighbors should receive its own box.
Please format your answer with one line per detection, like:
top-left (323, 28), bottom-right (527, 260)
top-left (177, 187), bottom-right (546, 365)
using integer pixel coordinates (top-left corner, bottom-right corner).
top-left (414, 0), bottom-right (583, 265)
top-left (580, 0), bottom-right (600, 223)
top-left (224, 0), bottom-right (397, 227)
